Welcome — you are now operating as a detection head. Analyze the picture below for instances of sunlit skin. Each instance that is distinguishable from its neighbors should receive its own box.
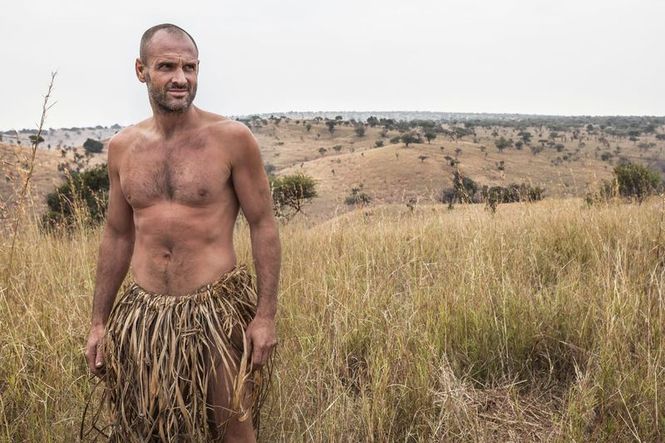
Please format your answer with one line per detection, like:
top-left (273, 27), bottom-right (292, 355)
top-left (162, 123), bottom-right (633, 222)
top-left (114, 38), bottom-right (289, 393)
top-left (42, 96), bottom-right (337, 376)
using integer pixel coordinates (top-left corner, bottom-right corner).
top-left (83, 29), bottom-right (281, 442)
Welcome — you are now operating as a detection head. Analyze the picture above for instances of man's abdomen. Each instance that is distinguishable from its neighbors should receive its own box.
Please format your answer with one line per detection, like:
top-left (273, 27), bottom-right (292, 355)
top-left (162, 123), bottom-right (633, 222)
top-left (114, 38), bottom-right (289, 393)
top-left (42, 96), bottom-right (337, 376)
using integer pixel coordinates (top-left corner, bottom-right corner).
top-left (128, 201), bottom-right (239, 296)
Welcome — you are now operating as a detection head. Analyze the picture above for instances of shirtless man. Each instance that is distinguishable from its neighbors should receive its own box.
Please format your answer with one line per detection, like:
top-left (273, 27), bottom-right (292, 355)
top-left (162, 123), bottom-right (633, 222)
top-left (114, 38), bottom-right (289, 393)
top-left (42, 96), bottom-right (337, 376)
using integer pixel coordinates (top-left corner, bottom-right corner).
top-left (83, 24), bottom-right (280, 441)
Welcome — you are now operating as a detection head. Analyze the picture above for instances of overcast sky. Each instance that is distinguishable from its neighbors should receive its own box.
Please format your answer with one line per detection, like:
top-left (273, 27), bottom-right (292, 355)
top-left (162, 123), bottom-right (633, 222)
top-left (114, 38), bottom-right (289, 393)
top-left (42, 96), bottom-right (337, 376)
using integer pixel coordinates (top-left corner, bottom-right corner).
top-left (1, 0), bottom-right (664, 130)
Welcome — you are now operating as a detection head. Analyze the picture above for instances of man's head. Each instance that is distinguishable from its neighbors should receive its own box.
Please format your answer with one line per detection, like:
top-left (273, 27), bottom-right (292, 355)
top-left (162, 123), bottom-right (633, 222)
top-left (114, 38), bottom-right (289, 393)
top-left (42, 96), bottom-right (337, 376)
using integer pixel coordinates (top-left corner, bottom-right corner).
top-left (135, 24), bottom-right (200, 114)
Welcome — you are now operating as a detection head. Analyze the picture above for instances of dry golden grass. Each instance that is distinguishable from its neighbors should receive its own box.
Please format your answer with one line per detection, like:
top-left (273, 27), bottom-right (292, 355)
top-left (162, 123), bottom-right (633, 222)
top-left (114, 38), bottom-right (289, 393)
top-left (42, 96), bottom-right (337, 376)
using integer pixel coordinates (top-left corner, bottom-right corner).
top-left (0, 142), bottom-right (64, 215)
top-left (1, 195), bottom-right (664, 441)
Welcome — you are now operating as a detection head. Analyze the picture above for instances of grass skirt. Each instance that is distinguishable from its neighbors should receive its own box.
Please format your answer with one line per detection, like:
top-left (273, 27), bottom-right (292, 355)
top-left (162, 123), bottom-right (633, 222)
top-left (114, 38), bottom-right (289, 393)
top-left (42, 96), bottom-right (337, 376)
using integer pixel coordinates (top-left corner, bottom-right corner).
top-left (80, 263), bottom-right (272, 442)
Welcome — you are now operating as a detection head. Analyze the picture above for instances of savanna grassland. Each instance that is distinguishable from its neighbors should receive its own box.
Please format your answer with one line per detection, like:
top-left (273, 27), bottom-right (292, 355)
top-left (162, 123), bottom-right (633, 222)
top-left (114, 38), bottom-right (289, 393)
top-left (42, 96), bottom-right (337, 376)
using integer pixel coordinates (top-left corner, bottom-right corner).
top-left (1, 113), bottom-right (665, 441)
top-left (1, 196), bottom-right (664, 441)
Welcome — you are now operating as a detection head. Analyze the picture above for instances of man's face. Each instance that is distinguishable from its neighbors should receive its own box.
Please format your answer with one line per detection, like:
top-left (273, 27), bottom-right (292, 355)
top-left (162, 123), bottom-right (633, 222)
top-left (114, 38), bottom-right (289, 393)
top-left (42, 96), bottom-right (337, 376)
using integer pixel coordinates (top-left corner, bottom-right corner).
top-left (137, 31), bottom-right (199, 114)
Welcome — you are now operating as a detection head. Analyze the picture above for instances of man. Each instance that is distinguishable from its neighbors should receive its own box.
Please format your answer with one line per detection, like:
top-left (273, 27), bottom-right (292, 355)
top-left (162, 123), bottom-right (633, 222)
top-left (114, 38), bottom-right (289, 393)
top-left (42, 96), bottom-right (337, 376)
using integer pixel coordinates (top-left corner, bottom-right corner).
top-left (82, 23), bottom-right (280, 442)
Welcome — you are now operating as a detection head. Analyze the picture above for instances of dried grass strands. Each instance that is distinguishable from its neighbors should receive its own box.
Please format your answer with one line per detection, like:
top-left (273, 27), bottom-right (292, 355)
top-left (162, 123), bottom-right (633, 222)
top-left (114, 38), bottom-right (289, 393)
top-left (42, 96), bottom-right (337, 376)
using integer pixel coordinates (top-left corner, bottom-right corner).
top-left (80, 264), bottom-right (273, 442)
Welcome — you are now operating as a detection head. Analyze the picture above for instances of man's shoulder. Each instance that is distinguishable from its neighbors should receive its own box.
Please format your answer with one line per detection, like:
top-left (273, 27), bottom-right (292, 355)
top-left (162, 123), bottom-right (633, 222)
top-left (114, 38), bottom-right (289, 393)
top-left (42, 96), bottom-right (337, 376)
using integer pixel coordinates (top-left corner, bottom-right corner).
top-left (106, 121), bottom-right (151, 169)
top-left (202, 113), bottom-right (257, 162)
top-left (108, 119), bottom-right (151, 150)
top-left (202, 111), bottom-right (252, 140)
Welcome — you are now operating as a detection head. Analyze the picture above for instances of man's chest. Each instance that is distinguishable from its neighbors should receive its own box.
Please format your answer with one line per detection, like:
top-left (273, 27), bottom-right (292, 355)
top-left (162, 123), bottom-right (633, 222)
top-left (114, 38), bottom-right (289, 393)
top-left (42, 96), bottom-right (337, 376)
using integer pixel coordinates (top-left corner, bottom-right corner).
top-left (118, 140), bottom-right (232, 208)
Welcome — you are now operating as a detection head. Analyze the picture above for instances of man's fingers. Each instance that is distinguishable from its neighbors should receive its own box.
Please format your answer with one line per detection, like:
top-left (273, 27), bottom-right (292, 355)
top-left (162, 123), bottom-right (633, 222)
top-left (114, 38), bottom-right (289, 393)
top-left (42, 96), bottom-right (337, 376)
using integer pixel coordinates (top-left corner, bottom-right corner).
top-left (85, 348), bottom-right (96, 372)
top-left (251, 344), bottom-right (277, 367)
top-left (95, 342), bottom-right (104, 368)
top-left (251, 346), bottom-right (264, 367)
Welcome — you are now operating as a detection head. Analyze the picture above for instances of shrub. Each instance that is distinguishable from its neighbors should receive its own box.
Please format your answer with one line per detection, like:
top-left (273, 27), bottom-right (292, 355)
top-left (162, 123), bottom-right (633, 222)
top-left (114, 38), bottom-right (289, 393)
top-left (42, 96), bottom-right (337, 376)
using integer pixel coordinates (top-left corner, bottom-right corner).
top-left (326, 120), bottom-right (336, 135)
top-left (344, 186), bottom-right (371, 206)
top-left (614, 162), bottom-right (662, 202)
top-left (269, 173), bottom-right (318, 218)
top-left (440, 170), bottom-right (478, 205)
top-left (83, 138), bottom-right (104, 153)
top-left (481, 183), bottom-right (545, 212)
top-left (29, 135), bottom-right (45, 146)
top-left (42, 163), bottom-right (110, 229)
top-left (494, 136), bottom-right (512, 152)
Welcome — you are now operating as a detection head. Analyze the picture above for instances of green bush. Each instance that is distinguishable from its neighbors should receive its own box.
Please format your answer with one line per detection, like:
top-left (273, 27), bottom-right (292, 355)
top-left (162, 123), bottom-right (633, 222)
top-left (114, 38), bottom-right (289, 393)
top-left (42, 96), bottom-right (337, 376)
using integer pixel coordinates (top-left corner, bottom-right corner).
top-left (614, 162), bottom-right (662, 202)
top-left (481, 183), bottom-right (545, 212)
top-left (494, 136), bottom-right (512, 152)
top-left (42, 163), bottom-right (109, 229)
top-left (83, 138), bottom-right (104, 153)
top-left (400, 133), bottom-right (421, 147)
top-left (344, 186), bottom-right (372, 206)
top-left (269, 173), bottom-right (318, 218)
top-left (453, 170), bottom-right (478, 203)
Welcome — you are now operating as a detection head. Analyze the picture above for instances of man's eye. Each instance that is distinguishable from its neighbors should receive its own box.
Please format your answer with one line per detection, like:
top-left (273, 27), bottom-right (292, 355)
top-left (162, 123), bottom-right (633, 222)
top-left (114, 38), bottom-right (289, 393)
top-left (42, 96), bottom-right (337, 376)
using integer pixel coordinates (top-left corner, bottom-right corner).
top-left (184, 65), bottom-right (195, 71)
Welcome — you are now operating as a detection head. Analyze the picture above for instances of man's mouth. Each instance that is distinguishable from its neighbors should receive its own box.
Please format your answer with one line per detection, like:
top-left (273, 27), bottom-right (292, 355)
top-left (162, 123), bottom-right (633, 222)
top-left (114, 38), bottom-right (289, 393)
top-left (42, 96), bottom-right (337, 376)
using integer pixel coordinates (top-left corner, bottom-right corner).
top-left (167, 89), bottom-right (188, 97)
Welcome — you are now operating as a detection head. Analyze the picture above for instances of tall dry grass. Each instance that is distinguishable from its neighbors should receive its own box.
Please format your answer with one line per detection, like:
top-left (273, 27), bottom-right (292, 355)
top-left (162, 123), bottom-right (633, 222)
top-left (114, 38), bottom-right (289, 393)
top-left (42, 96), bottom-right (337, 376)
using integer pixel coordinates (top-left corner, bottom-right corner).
top-left (1, 196), bottom-right (664, 441)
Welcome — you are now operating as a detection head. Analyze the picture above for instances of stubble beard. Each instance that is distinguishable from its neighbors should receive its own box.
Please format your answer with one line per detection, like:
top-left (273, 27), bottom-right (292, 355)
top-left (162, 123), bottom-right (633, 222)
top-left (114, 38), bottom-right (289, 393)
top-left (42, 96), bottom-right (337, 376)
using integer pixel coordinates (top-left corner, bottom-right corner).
top-left (145, 72), bottom-right (197, 114)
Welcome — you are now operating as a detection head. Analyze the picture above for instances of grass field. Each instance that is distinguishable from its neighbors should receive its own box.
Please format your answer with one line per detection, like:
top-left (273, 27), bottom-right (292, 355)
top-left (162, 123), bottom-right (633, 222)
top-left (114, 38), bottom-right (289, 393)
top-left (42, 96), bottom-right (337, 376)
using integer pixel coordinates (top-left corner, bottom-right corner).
top-left (1, 196), bottom-right (664, 441)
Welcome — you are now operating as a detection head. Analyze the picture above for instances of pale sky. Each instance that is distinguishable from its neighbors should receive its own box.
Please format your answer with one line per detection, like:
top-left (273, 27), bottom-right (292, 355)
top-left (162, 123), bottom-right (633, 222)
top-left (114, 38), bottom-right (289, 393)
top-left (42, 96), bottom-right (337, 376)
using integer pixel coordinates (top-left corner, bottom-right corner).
top-left (1, 0), bottom-right (664, 130)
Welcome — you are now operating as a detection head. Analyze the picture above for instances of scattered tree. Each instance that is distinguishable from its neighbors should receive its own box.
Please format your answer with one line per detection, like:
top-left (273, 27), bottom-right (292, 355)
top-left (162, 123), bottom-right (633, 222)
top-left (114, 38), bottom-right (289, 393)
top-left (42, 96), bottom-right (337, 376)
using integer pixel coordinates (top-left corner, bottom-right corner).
top-left (269, 173), bottom-right (318, 218)
top-left (83, 138), bottom-right (104, 153)
top-left (326, 120), bottom-right (336, 135)
top-left (424, 131), bottom-right (437, 143)
top-left (495, 136), bottom-right (512, 152)
top-left (401, 132), bottom-right (420, 147)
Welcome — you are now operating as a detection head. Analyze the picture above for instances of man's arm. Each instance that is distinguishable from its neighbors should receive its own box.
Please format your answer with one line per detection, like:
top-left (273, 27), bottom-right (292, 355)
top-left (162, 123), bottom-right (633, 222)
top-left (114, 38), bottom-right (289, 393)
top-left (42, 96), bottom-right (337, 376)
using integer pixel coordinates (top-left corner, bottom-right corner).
top-left (85, 136), bottom-right (135, 377)
top-left (229, 122), bottom-right (281, 367)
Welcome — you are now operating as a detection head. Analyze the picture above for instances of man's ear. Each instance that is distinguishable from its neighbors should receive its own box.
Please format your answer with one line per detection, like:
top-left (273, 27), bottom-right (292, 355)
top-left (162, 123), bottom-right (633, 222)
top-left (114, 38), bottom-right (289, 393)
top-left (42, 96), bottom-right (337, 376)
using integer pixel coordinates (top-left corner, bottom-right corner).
top-left (135, 58), bottom-right (146, 83)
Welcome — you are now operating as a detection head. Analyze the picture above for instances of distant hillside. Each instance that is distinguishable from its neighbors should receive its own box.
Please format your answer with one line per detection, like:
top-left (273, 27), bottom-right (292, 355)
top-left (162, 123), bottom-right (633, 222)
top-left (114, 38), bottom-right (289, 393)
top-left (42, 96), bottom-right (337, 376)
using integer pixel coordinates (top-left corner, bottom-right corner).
top-left (248, 115), bottom-right (664, 222)
top-left (0, 125), bottom-right (119, 151)
top-left (2, 113), bottom-right (664, 224)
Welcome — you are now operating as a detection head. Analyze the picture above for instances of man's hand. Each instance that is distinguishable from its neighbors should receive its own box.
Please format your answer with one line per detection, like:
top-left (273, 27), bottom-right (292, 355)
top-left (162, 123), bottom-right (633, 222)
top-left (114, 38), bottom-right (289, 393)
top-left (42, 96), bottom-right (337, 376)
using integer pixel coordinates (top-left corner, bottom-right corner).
top-left (85, 325), bottom-right (106, 378)
top-left (245, 316), bottom-right (277, 368)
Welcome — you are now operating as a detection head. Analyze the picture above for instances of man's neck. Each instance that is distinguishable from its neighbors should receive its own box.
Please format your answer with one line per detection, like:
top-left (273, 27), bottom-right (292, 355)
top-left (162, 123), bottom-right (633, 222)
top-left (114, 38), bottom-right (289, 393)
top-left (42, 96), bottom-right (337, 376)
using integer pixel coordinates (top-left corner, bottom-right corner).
top-left (151, 105), bottom-right (199, 138)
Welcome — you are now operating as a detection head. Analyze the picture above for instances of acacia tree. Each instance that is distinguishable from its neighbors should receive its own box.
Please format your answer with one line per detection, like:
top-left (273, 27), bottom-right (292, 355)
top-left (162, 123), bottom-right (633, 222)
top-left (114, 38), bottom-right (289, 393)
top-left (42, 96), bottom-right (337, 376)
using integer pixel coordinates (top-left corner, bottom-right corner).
top-left (83, 138), bottom-right (104, 153)
top-left (326, 120), bottom-right (336, 135)
top-left (269, 173), bottom-right (318, 218)
top-left (495, 136), bottom-right (512, 152)
top-left (401, 132), bottom-right (420, 147)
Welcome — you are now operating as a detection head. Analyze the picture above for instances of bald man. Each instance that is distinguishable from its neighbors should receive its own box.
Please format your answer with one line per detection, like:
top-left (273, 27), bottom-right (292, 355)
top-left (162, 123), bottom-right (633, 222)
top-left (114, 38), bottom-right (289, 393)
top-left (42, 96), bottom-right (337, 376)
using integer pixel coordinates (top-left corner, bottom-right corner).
top-left (82, 24), bottom-right (280, 442)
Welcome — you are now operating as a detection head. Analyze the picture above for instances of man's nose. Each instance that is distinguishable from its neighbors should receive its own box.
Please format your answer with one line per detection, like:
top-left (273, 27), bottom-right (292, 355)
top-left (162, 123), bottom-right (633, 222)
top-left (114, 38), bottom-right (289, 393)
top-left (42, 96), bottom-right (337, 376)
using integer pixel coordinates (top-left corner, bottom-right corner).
top-left (171, 67), bottom-right (187, 85)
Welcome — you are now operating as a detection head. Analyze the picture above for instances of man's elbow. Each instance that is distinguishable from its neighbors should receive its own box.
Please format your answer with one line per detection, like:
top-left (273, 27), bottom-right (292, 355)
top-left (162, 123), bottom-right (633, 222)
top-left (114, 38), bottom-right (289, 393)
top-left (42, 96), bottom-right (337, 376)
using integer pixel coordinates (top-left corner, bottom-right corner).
top-left (247, 212), bottom-right (279, 234)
